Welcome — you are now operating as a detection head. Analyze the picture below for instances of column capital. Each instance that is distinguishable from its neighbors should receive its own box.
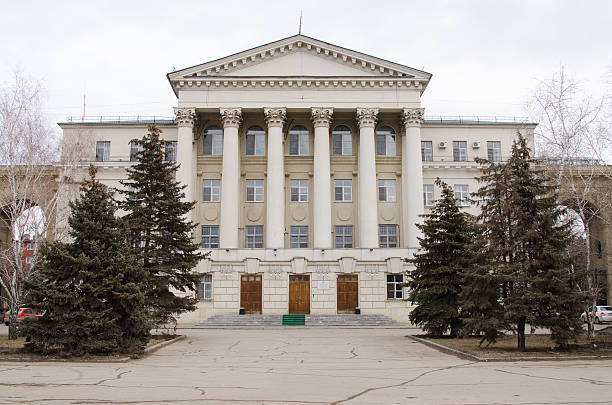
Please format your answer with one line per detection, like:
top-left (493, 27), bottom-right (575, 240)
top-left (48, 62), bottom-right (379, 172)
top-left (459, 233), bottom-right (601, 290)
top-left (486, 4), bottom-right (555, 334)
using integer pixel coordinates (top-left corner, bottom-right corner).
top-left (311, 107), bottom-right (334, 128)
top-left (174, 107), bottom-right (196, 128)
top-left (402, 107), bottom-right (425, 128)
top-left (220, 107), bottom-right (243, 128)
top-left (263, 107), bottom-right (287, 128)
top-left (356, 108), bottom-right (379, 129)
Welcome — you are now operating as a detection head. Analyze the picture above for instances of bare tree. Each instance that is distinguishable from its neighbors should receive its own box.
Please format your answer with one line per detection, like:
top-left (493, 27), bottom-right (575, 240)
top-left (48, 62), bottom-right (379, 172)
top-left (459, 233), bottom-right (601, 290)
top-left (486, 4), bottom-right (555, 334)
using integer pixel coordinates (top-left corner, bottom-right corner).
top-left (529, 67), bottom-right (612, 338)
top-left (0, 71), bottom-right (64, 339)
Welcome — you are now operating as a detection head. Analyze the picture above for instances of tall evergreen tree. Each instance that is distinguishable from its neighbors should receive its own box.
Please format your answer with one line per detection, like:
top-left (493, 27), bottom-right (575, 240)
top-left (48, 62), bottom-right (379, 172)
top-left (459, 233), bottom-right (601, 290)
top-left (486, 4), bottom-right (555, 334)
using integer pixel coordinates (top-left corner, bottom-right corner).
top-left (471, 134), bottom-right (585, 350)
top-left (23, 166), bottom-right (149, 356)
top-left (119, 125), bottom-right (202, 327)
top-left (408, 179), bottom-right (475, 337)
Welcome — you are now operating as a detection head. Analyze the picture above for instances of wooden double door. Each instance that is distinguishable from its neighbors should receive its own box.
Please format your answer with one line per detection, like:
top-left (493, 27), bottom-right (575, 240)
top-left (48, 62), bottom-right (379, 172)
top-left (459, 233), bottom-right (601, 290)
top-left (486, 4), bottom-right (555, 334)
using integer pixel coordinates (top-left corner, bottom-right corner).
top-left (240, 274), bottom-right (262, 314)
top-left (337, 274), bottom-right (359, 313)
top-left (289, 274), bottom-right (310, 314)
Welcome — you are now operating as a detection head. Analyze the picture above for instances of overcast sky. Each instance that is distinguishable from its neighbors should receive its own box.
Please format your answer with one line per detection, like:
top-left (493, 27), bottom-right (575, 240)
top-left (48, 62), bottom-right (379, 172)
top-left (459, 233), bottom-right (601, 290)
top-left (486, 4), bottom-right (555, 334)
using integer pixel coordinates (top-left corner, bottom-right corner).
top-left (1, 0), bottom-right (610, 130)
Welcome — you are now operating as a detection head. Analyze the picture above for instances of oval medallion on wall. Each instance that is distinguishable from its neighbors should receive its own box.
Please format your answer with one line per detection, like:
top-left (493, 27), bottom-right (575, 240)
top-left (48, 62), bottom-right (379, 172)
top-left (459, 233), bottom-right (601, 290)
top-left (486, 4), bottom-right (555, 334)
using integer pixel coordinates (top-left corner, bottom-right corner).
top-left (292, 206), bottom-right (307, 222)
top-left (381, 207), bottom-right (395, 221)
top-left (247, 207), bottom-right (262, 222)
top-left (337, 207), bottom-right (351, 222)
top-left (204, 207), bottom-right (219, 221)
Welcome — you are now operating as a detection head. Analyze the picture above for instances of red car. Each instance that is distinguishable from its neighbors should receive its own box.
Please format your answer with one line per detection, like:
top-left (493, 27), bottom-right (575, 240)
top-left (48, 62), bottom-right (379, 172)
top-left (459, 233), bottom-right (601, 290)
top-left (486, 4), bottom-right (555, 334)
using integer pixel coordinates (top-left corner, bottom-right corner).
top-left (3, 307), bottom-right (43, 325)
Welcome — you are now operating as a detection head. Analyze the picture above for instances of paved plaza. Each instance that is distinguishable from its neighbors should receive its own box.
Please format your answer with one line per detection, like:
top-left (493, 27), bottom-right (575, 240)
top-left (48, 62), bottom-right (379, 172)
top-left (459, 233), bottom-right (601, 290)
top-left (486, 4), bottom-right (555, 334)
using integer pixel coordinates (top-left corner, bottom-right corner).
top-left (1, 326), bottom-right (611, 404)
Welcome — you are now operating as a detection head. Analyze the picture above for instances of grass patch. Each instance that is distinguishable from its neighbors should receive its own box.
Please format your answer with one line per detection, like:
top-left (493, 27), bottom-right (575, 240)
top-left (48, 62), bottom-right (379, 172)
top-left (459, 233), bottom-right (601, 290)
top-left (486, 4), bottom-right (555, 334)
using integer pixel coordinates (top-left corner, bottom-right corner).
top-left (423, 334), bottom-right (612, 359)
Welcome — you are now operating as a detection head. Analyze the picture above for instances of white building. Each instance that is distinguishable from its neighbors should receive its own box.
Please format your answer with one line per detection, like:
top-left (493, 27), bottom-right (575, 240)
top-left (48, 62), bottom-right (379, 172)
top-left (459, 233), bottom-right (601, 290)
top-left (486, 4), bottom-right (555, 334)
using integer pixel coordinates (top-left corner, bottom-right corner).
top-left (60, 35), bottom-right (535, 323)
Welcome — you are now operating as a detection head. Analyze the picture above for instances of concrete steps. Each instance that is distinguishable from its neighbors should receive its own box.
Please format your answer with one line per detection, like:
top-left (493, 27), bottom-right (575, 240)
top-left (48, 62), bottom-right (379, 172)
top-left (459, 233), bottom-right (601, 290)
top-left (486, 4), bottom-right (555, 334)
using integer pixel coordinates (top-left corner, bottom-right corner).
top-left (194, 314), bottom-right (406, 328)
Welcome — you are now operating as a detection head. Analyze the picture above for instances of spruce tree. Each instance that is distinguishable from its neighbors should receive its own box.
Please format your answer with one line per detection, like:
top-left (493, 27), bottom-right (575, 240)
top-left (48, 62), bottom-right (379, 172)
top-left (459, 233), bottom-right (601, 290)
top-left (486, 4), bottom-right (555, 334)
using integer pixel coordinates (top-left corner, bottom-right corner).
top-left (408, 179), bottom-right (474, 337)
top-left (119, 125), bottom-right (202, 327)
top-left (23, 166), bottom-right (149, 356)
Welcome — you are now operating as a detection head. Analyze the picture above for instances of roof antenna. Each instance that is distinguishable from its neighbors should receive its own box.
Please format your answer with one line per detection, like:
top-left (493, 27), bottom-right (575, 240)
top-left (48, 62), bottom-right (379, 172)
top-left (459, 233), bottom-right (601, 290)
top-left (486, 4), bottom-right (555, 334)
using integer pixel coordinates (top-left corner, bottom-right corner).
top-left (299, 10), bottom-right (302, 34)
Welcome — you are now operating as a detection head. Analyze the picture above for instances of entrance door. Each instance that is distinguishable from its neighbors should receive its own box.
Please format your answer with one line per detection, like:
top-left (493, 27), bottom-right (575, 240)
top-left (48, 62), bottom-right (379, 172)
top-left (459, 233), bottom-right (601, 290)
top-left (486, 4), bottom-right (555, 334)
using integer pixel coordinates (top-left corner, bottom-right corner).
top-left (289, 274), bottom-right (310, 314)
top-left (240, 274), bottom-right (262, 314)
top-left (337, 274), bottom-right (358, 313)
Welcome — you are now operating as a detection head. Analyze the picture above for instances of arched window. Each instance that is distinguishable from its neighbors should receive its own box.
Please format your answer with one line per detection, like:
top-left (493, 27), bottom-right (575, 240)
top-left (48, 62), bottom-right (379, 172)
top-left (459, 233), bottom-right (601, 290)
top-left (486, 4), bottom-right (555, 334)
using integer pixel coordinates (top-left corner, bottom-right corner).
top-left (246, 125), bottom-right (265, 156)
top-left (376, 125), bottom-right (396, 156)
top-left (332, 125), bottom-right (352, 156)
top-left (288, 125), bottom-right (309, 156)
top-left (202, 126), bottom-right (222, 156)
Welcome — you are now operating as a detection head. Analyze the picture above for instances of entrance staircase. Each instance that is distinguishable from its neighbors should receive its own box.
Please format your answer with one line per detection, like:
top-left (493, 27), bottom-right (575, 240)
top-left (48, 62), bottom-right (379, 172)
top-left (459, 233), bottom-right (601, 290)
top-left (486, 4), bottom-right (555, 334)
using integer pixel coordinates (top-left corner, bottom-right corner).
top-left (194, 314), bottom-right (406, 328)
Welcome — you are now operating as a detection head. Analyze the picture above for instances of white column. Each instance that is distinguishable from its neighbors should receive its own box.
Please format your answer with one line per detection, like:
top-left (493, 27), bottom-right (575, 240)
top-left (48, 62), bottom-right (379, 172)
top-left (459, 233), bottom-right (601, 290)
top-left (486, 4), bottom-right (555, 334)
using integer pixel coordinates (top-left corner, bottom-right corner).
top-left (311, 107), bottom-right (333, 248)
top-left (401, 108), bottom-right (425, 249)
top-left (173, 107), bottom-right (196, 208)
top-left (219, 108), bottom-right (242, 248)
top-left (264, 107), bottom-right (287, 248)
top-left (356, 108), bottom-right (379, 248)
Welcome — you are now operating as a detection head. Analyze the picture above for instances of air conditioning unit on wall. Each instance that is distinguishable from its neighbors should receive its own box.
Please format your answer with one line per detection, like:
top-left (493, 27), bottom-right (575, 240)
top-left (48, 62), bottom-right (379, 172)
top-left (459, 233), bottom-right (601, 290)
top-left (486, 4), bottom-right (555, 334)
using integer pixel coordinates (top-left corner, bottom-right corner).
top-left (472, 141), bottom-right (481, 148)
top-left (438, 141), bottom-right (448, 149)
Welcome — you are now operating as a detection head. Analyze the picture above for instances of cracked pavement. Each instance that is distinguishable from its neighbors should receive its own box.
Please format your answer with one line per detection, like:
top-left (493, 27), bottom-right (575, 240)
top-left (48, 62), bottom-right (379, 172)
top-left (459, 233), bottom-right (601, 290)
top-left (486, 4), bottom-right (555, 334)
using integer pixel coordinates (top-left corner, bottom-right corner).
top-left (1, 328), bottom-right (612, 404)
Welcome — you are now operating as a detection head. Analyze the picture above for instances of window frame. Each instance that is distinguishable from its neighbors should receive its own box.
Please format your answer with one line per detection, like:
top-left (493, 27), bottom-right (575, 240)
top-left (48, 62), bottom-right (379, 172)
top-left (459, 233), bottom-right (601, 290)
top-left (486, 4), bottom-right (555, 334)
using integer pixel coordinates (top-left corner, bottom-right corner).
top-left (387, 274), bottom-right (404, 299)
top-left (164, 141), bottom-right (177, 162)
top-left (487, 141), bottom-right (502, 162)
top-left (290, 179), bottom-right (308, 202)
top-left (202, 126), bottom-right (223, 156)
top-left (197, 274), bottom-right (213, 300)
top-left (421, 141), bottom-right (433, 162)
top-left (245, 225), bottom-right (264, 248)
top-left (288, 125), bottom-right (310, 156)
top-left (423, 184), bottom-right (434, 206)
top-left (378, 179), bottom-right (397, 202)
top-left (246, 179), bottom-right (264, 202)
top-left (130, 142), bottom-right (144, 162)
top-left (335, 225), bottom-right (353, 248)
top-left (334, 179), bottom-right (352, 202)
top-left (379, 224), bottom-right (398, 248)
top-left (376, 126), bottom-right (397, 156)
top-left (453, 141), bottom-right (468, 162)
top-left (201, 225), bottom-right (219, 249)
top-left (95, 141), bottom-right (110, 162)
top-left (245, 126), bottom-right (266, 156)
top-left (290, 226), bottom-right (308, 248)
top-left (203, 179), bottom-right (221, 202)
top-left (454, 184), bottom-right (470, 206)
top-left (332, 125), bottom-right (353, 156)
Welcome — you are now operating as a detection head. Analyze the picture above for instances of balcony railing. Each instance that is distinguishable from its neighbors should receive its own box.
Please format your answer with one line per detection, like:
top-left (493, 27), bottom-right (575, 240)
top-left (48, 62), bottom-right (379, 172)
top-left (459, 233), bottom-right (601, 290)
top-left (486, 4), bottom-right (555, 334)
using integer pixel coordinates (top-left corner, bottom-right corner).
top-left (423, 115), bottom-right (532, 124)
top-left (63, 116), bottom-right (175, 124)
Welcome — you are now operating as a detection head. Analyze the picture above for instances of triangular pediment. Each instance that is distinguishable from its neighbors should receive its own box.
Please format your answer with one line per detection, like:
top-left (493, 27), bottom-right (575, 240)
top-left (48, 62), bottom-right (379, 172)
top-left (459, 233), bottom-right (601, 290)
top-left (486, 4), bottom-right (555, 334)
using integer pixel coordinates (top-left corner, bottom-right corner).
top-left (168, 35), bottom-right (432, 82)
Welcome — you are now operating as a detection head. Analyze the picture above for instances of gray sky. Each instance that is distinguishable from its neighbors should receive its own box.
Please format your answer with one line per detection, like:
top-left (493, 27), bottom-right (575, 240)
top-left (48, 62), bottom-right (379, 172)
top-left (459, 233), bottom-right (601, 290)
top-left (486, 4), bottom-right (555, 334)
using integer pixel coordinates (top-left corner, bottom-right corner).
top-left (1, 0), bottom-right (610, 129)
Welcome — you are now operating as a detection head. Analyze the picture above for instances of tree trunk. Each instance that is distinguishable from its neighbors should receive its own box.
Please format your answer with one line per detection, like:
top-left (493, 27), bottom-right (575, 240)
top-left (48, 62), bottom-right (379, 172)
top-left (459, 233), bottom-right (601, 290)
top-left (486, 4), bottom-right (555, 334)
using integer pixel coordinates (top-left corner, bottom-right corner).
top-left (8, 314), bottom-right (18, 340)
top-left (517, 317), bottom-right (526, 351)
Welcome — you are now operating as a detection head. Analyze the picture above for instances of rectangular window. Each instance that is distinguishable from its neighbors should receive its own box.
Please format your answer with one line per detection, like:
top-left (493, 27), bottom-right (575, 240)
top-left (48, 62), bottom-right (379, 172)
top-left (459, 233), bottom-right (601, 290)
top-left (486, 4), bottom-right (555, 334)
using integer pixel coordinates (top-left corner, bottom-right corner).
top-left (164, 141), bottom-right (177, 162)
top-left (335, 225), bottom-right (353, 248)
top-left (201, 226), bottom-right (219, 248)
top-left (453, 141), bottom-right (468, 162)
top-left (487, 141), bottom-right (502, 162)
top-left (378, 179), bottom-right (396, 202)
top-left (332, 133), bottom-right (352, 156)
top-left (379, 225), bottom-right (398, 248)
top-left (203, 179), bottom-right (220, 202)
top-left (246, 180), bottom-right (264, 202)
top-left (289, 132), bottom-right (309, 156)
top-left (130, 142), bottom-right (143, 162)
top-left (197, 274), bottom-right (212, 300)
top-left (203, 133), bottom-right (223, 155)
top-left (421, 141), bottom-right (433, 162)
top-left (246, 225), bottom-right (264, 248)
top-left (376, 134), bottom-right (397, 156)
top-left (423, 184), bottom-right (434, 206)
top-left (454, 184), bottom-right (470, 206)
top-left (96, 141), bottom-right (110, 162)
top-left (246, 133), bottom-right (265, 156)
top-left (387, 274), bottom-right (403, 299)
top-left (334, 179), bottom-right (352, 202)
top-left (290, 226), bottom-right (308, 248)
top-left (290, 179), bottom-right (308, 202)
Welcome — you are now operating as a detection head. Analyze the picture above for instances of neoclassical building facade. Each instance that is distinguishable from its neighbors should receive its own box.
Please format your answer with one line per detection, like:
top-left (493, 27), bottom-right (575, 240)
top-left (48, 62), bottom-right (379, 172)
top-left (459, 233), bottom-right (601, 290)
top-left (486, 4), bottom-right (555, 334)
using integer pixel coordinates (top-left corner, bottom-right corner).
top-left (60, 35), bottom-right (535, 322)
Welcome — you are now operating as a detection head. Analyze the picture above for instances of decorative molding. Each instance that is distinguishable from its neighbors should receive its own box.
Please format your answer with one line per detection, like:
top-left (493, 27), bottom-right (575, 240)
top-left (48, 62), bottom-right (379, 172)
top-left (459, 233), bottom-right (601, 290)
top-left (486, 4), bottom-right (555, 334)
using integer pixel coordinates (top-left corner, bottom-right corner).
top-left (220, 107), bottom-right (242, 128)
top-left (263, 107), bottom-right (287, 128)
top-left (402, 108), bottom-right (425, 128)
top-left (173, 107), bottom-right (196, 128)
top-left (356, 108), bottom-right (379, 129)
top-left (172, 78), bottom-right (427, 91)
top-left (311, 107), bottom-right (333, 128)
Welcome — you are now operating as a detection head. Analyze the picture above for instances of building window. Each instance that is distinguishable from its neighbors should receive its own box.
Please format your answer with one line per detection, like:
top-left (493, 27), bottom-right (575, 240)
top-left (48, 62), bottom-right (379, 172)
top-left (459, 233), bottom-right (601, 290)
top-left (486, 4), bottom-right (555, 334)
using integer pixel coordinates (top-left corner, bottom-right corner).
top-left (246, 179), bottom-right (264, 202)
top-left (334, 179), bottom-right (352, 202)
top-left (453, 141), bottom-right (468, 162)
top-left (197, 274), bottom-right (212, 300)
top-left (246, 225), bottom-right (264, 248)
top-left (202, 126), bottom-right (223, 156)
top-left (335, 225), bottom-right (353, 248)
top-left (454, 184), bottom-right (470, 206)
top-left (387, 274), bottom-right (403, 299)
top-left (378, 179), bottom-right (396, 202)
top-left (203, 179), bottom-right (220, 202)
top-left (246, 126), bottom-right (265, 156)
top-left (423, 184), bottom-right (434, 206)
top-left (289, 125), bottom-right (309, 156)
top-left (376, 126), bottom-right (396, 156)
top-left (164, 141), bottom-right (177, 162)
top-left (290, 226), bottom-right (308, 248)
top-left (290, 179), bottom-right (308, 202)
top-left (130, 142), bottom-right (144, 162)
top-left (332, 125), bottom-right (352, 156)
top-left (487, 141), bottom-right (502, 162)
top-left (25, 256), bottom-right (32, 265)
top-left (201, 226), bottom-right (219, 248)
top-left (421, 141), bottom-right (433, 162)
top-left (379, 225), bottom-right (398, 248)
top-left (96, 141), bottom-right (110, 162)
